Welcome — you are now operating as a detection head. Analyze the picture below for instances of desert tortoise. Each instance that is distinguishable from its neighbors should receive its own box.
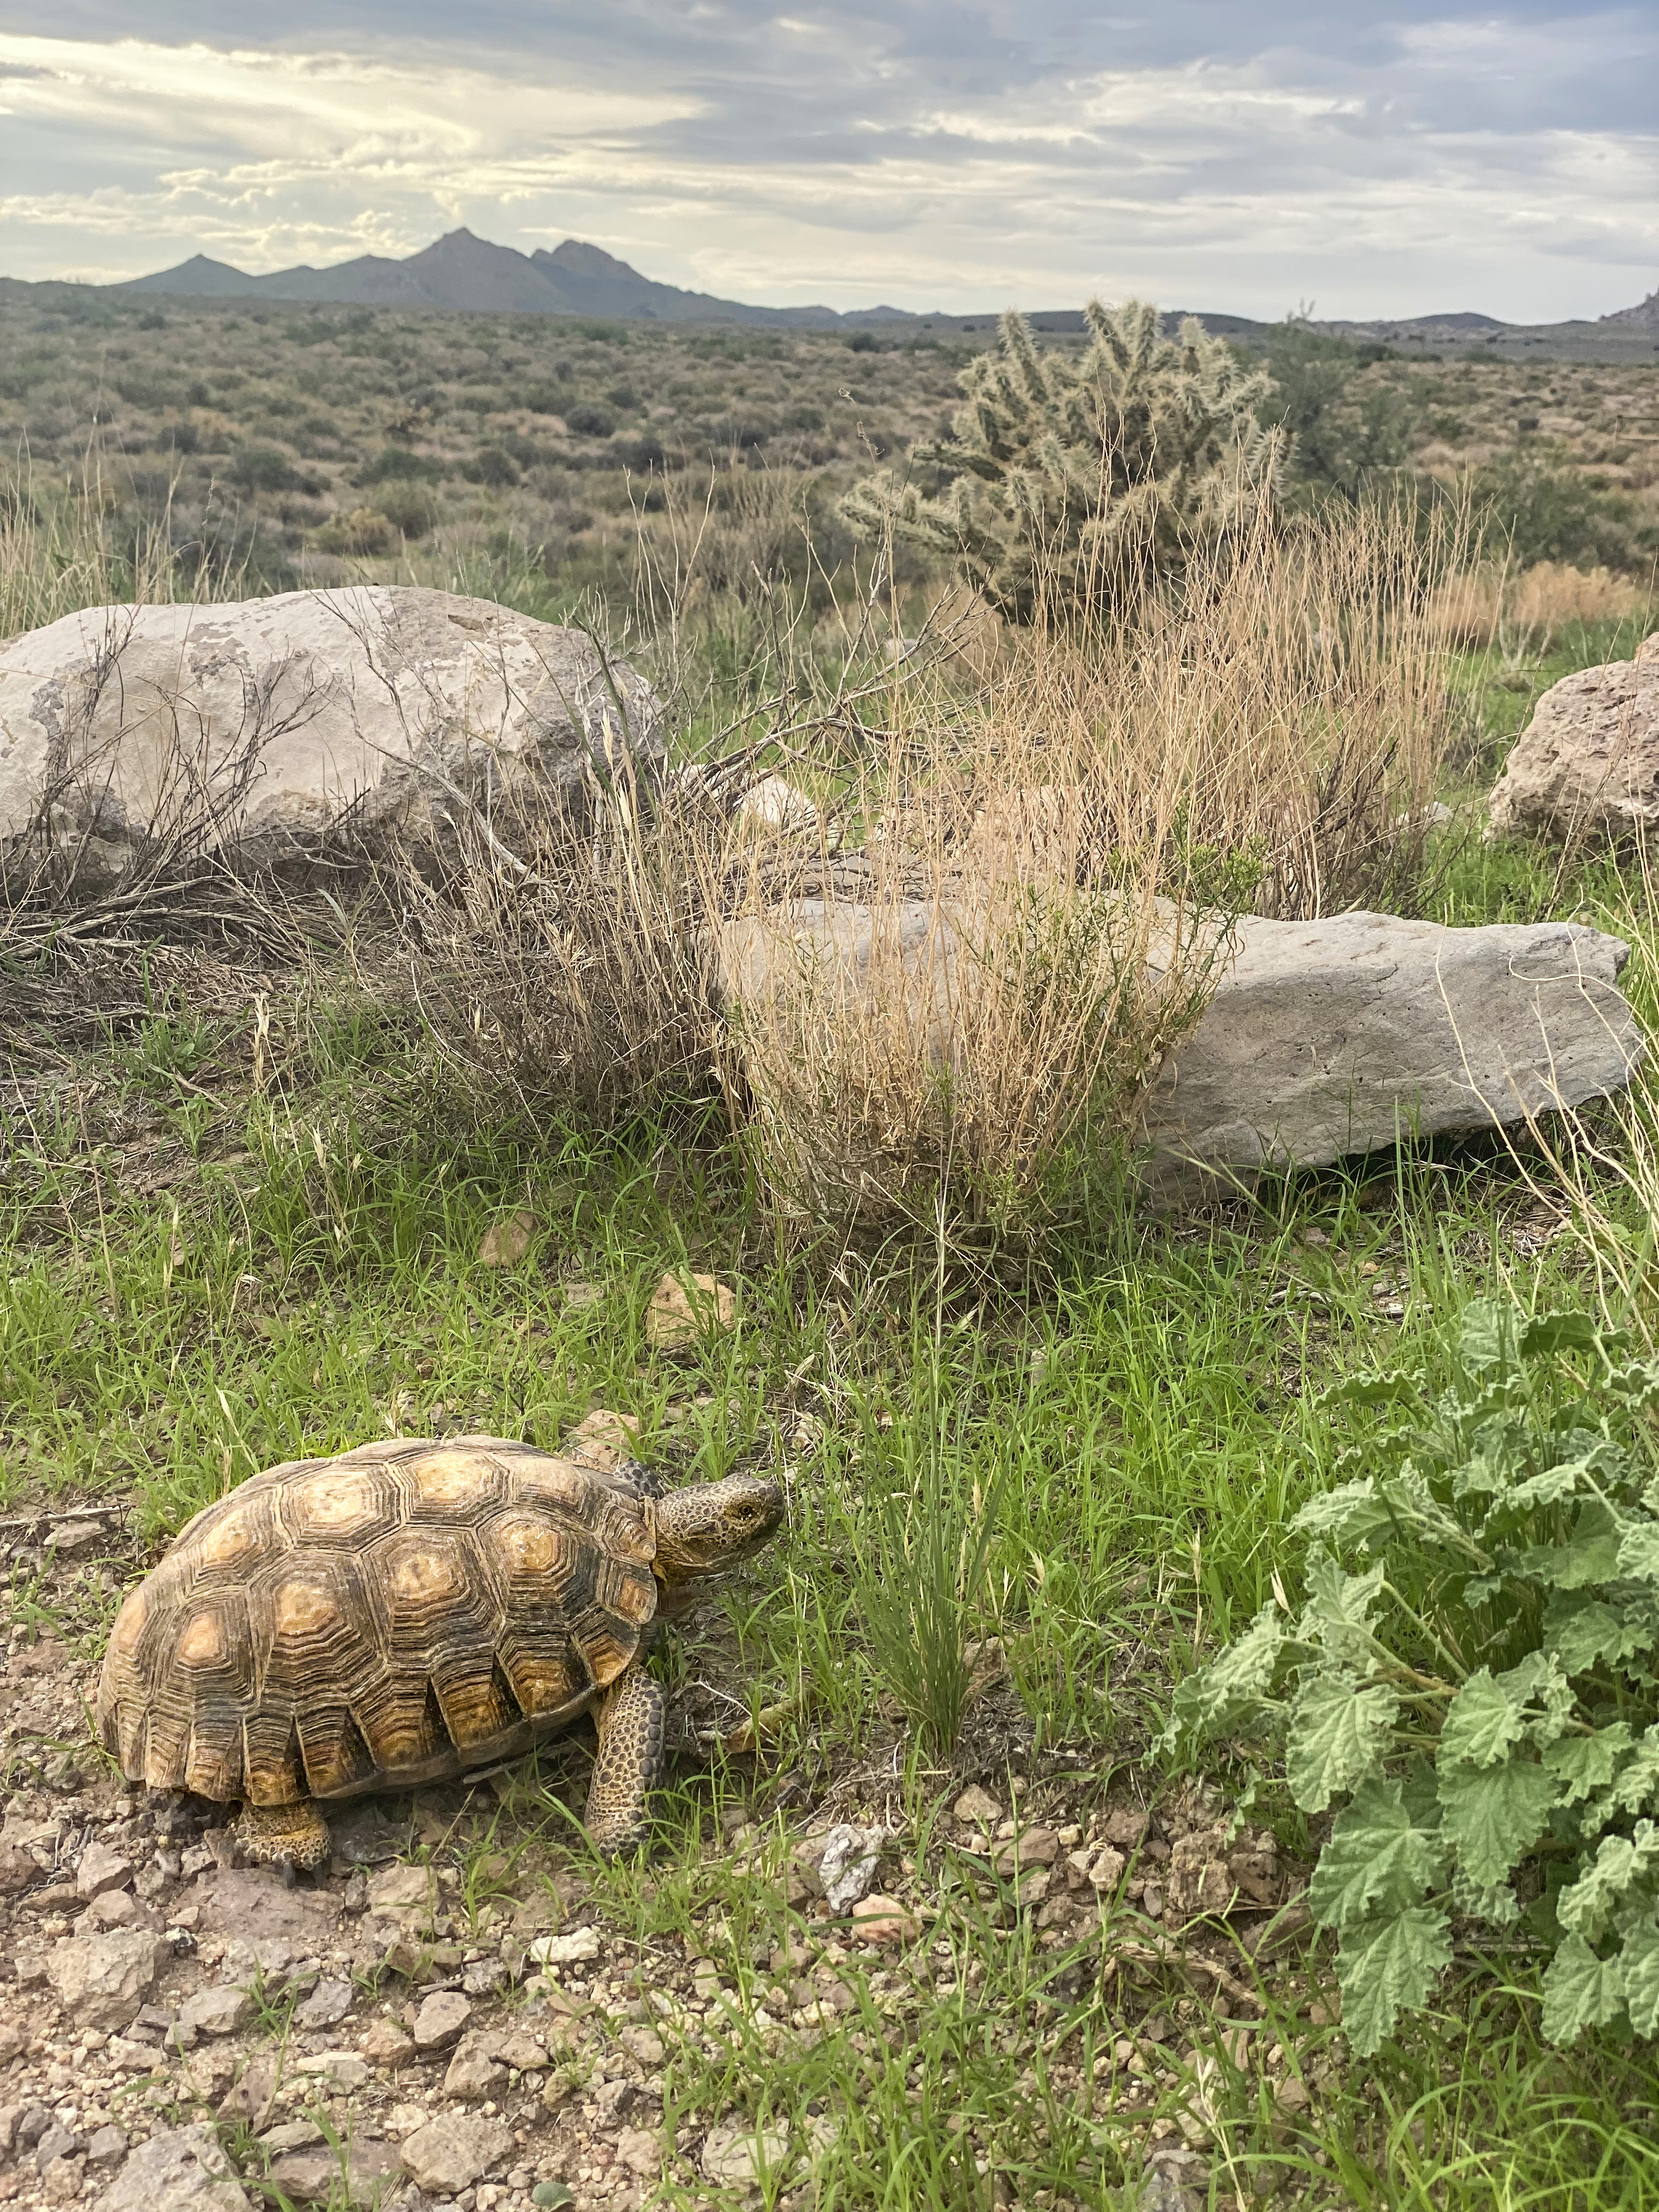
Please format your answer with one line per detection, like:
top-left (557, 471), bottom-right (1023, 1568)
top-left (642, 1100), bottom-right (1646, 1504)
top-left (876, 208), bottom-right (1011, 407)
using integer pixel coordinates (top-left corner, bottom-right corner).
top-left (97, 1435), bottom-right (782, 1867)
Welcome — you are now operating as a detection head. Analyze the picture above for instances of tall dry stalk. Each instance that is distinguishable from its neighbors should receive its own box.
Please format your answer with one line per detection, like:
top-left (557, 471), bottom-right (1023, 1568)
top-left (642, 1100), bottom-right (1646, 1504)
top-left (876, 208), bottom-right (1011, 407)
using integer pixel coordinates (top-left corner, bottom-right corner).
top-left (1427, 560), bottom-right (1655, 658)
top-left (1, 444), bottom-right (207, 645)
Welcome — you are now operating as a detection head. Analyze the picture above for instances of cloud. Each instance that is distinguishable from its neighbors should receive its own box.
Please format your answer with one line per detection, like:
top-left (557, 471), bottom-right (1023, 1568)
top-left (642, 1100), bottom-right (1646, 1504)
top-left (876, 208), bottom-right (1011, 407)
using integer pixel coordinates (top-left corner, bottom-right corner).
top-left (0, 10), bottom-right (1654, 318)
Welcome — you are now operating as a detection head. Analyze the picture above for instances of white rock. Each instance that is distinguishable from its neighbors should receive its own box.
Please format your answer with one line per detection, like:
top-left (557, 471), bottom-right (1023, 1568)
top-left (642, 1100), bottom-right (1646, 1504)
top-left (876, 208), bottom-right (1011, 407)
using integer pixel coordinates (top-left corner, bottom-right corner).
top-left (527, 1926), bottom-right (601, 1966)
top-left (736, 776), bottom-right (819, 833)
top-left (411, 1989), bottom-right (472, 2051)
top-left (398, 2112), bottom-right (513, 2196)
top-left (290, 2052), bottom-right (371, 2090)
top-left (177, 1985), bottom-right (255, 2038)
top-left (76, 1842), bottom-right (134, 1899)
top-left (702, 2121), bottom-right (792, 2185)
top-left (365, 1863), bottom-right (436, 1918)
top-left (1487, 633), bottom-right (1659, 843)
top-left (0, 587), bottom-right (662, 890)
top-left (817, 1825), bottom-right (887, 1913)
top-left (45, 1929), bottom-right (166, 2030)
top-left (97, 2123), bottom-right (253, 2212)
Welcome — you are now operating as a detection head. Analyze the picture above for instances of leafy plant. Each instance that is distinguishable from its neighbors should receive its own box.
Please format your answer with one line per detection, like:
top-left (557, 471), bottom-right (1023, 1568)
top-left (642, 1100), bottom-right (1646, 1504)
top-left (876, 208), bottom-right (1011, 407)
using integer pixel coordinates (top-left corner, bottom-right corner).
top-left (1159, 1298), bottom-right (1659, 2055)
top-left (1258, 320), bottom-right (1414, 505)
top-left (840, 300), bottom-right (1285, 623)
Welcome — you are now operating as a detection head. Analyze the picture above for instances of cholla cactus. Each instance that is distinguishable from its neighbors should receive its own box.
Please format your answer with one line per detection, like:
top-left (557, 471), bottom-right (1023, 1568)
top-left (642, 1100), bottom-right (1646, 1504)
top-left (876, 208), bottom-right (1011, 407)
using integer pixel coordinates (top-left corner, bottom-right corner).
top-left (842, 300), bottom-right (1285, 621)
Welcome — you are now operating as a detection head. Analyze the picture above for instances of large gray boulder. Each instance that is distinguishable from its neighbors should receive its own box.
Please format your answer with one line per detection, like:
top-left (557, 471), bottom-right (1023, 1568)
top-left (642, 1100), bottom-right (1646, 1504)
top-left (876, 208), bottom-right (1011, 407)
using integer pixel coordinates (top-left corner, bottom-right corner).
top-left (712, 899), bottom-right (1643, 1205)
top-left (0, 586), bottom-right (661, 891)
top-left (1141, 909), bottom-right (1641, 1200)
top-left (1487, 632), bottom-right (1659, 844)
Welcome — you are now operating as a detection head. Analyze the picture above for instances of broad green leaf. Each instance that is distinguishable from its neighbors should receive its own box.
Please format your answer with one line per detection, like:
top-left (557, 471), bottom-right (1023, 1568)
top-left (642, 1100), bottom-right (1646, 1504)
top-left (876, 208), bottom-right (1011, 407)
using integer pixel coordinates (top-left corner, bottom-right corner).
top-left (1296, 1551), bottom-right (1387, 1669)
top-left (1543, 1594), bottom-right (1633, 1676)
top-left (1286, 1671), bottom-right (1400, 1814)
top-left (1544, 1726), bottom-right (1633, 1804)
top-left (1438, 1756), bottom-right (1559, 1887)
top-left (1449, 1865), bottom-right (1522, 1925)
top-left (1539, 1933), bottom-right (1627, 2045)
top-left (1609, 1730), bottom-right (1659, 1820)
top-left (1309, 1775), bottom-right (1446, 1933)
top-left (1558, 1823), bottom-right (1659, 1941)
top-left (1619, 1916), bottom-right (1659, 2040)
top-left (1459, 1300), bottom-right (1515, 1377)
top-left (1519, 1312), bottom-right (1605, 1359)
top-left (1155, 1604), bottom-right (1286, 1758)
top-left (1517, 1498), bottom-right (1624, 1590)
top-left (1440, 1668), bottom-right (1527, 1770)
top-left (1616, 1521), bottom-right (1659, 1584)
top-left (1319, 1373), bottom-right (1422, 1410)
top-left (1336, 1905), bottom-right (1453, 2058)
top-left (1511, 1444), bottom-right (1625, 1513)
top-left (1497, 1650), bottom-right (1573, 1746)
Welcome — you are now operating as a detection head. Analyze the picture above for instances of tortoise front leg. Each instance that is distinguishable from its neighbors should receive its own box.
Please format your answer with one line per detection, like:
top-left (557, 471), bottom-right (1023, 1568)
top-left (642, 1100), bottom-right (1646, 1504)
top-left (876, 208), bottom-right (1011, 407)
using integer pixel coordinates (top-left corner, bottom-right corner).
top-left (585, 1656), bottom-right (665, 1858)
top-left (235, 1797), bottom-right (331, 1871)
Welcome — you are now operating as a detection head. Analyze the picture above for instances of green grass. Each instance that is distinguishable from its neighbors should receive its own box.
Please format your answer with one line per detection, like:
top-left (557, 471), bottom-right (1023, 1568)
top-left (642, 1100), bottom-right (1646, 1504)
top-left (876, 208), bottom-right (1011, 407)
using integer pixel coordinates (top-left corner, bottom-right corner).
top-left (8, 927), bottom-right (1659, 2208)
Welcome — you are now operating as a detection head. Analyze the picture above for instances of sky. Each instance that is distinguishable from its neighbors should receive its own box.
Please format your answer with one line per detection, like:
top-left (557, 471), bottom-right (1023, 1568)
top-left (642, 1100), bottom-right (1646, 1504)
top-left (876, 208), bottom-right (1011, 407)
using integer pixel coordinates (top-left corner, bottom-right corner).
top-left (0, 3), bottom-right (1654, 321)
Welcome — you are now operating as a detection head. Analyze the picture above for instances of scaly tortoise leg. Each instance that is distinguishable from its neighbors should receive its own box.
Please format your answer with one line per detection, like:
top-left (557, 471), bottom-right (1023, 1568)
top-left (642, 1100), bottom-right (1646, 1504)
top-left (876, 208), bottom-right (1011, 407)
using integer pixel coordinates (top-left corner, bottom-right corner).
top-left (235, 1798), bottom-right (332, 1872)
top-left (585, 1655), bottom-right (666, 1859)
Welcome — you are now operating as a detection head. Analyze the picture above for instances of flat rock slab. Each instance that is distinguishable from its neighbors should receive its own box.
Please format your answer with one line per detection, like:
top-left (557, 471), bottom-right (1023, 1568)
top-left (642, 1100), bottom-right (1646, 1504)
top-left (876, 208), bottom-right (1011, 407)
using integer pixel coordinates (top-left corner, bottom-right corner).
top-left (99, 2123), bottom-right (253, 2212)
top-left (398, 2112), bottom-right (513, 2196)
top-left (1139, 910), bottom-right (1643, 1199)
top-left (189, 1867), bottom-right (341, 1949)
top-left (267, 2137), bottom-right (400, 2206)
top-left (1488, 632), bottom-right (1659, 843)
top-left (0, 585), bottom-right (661, 893)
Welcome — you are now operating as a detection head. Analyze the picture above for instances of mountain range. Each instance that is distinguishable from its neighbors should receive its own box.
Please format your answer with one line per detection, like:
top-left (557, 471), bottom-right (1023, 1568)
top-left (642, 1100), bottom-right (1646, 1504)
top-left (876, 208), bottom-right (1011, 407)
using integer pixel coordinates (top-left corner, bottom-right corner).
top-left (68, 227), bottom-right (1659, 347)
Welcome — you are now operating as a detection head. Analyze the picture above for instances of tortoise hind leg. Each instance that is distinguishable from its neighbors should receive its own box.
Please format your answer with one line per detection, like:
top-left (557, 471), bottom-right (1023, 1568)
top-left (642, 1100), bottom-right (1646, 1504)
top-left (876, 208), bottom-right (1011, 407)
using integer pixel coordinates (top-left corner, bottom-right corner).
top-left (236, 1798), bottom-right (332, 1872)
top-left (585, 1656), bottom-right (665, 1859)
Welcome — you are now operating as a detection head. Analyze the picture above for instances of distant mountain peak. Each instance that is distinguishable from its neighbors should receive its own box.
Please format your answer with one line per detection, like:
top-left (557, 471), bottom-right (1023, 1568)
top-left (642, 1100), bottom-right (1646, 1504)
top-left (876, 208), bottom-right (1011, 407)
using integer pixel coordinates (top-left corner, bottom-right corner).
top-left (1603, 284), bottom-right (1659, 328)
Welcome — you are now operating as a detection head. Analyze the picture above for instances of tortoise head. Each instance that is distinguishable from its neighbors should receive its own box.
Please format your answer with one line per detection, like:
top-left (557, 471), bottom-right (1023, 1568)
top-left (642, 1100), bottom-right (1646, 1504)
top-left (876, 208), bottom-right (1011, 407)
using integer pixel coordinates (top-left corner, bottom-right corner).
top-left (652, 1475), bottom-right (784, 1598)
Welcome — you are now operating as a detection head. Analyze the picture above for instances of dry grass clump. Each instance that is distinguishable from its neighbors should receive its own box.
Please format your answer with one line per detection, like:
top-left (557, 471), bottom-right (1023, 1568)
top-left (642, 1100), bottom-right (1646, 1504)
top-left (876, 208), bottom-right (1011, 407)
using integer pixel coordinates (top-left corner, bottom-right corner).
top-left (1, 448), bottom-right (209, 644)
top-left (703, 502), bottom-right (1463, 1246)
top-left (1427, 560), bottom-right (1655, 654)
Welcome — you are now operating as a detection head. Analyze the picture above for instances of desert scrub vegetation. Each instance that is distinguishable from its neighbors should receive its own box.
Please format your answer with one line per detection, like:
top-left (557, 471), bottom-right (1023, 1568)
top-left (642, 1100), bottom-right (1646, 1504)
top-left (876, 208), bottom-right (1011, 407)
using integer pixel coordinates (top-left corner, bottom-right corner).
top-left (4, 449), bottom-right (1659, 2209)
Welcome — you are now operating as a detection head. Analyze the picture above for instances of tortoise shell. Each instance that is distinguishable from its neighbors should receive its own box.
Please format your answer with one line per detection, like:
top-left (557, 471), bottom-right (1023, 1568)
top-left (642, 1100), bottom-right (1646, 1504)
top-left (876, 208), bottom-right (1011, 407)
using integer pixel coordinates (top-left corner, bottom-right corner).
top-left (96, 1437), bottom-right (659, 1808)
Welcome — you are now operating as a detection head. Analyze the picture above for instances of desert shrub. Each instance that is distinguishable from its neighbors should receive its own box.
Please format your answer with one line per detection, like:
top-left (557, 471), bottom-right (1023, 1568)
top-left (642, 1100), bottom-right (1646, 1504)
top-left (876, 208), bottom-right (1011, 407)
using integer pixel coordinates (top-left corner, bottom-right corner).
top-left (371, 483), bottom-right (436, 540)
top-left (840, 300), bottom-right (1284, 622)
top-left (466, 445), bottom-right (521, 488)
top-left (1160, 1297), bottom-right (1659, 2055)
top-left (359, 447), bottom-right (443, 486)
top-left (1259, 321), bottom-right (1415, 503)
top-left (230, 447), bottom-right (304, 494)
top-left (312, 506), bottom-right (397, 556)
top-left (565, 403), bottom-right (616, 439)
top-left (1475, 449), bottom-right (1654, 572)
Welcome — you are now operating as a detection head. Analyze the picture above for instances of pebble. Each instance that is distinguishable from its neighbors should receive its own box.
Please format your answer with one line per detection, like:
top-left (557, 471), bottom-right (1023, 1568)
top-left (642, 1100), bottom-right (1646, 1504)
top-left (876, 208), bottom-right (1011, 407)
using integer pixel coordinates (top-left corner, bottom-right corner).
top-left (76, 1843), bottom-right (135, 1900)
top-left (527, 1928), bottom-right (601, 1967)
top-left (952, 1785), bottom-right (1002, 1827)
top-left (701, 2121), bottom-right (790, 2186)
top-left (399, 2112), bottom-right (514, 2196)
top-left (414, 1990), bottom-right (473, 2052)
top-left (294, 1978), bottom-right (355, 2030)
top-left (850, 1895), bottom-right (919, 1945)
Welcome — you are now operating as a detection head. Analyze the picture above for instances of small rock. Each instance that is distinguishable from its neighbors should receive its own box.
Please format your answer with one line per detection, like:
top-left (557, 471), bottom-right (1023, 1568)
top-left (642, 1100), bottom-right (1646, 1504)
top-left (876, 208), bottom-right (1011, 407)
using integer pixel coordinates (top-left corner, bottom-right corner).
top-left (291, 2051), bottom-right (371, 2090)
top-left (493, 2029), bottom-right (549, 2072)
top-left (35, 2123), bottom-right (80, 2174)
top-left (702, 2122), bottom-right (791, 2185)
top-left (258, 2124), bottom-right (326, 2153)
top-left (1101, 1808), bottom-right (1149, 1848)
top-left (86, 2125), bottom-right (128, 2166)
top-left (527, 1927), bottom-right (601, 1967)
top-left (618, 2024), bottom-right (665, 2067)
top-left (614, 2126), bottom-right (660, 2179)
top-left (399, 2112), bottom-right (514, 2196)
top-left (444, 2034), bottom-right (508, 2100)
top-left (0, 1846), bottom-right (37, 1894)
top-left (295, 1977), bottom-right (354, 2030)
top-left (993, 1826), bottom-right (1060, 1878)
top-left (42, 2153), bottom-right (85, 2203)
top-left (45, 1928), bottom-right (165, 2030)
top-left (645, 1270), bottom-right (736, 1349)
top-left (217, 2059), bottom-right (278, 2129)
top-left (413, 1989), bottom-right (472, 2052)
top-left (178, 1984), bottom-right (255, 2038)
top-left (269, 2140), bottom-right (401, 2205)
top-left (818, 1825), bottom-right (886, 1912)
top-left (850, 1894), bottom-right (919, 1945)
top-left (76, 1842), bottom-right (134, 1899)
top-left (478, 1210), bottom-right (539, 1268)
top-left (366, 1864), bottom-right (437, 1917)
top-left (952, 1785), bottom-right (1002, 1829)
top-left (1071, 1844), bottom-right (1126, 1892)
top-left (563, 1408), bottom-right (641, 1471)
top-left (84, 1888), bottom-right (142, 1931)
top-left (99, 2121), bottom-right (255, 2212)
top-left (360, 2017), bottom-right (417, 2068)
